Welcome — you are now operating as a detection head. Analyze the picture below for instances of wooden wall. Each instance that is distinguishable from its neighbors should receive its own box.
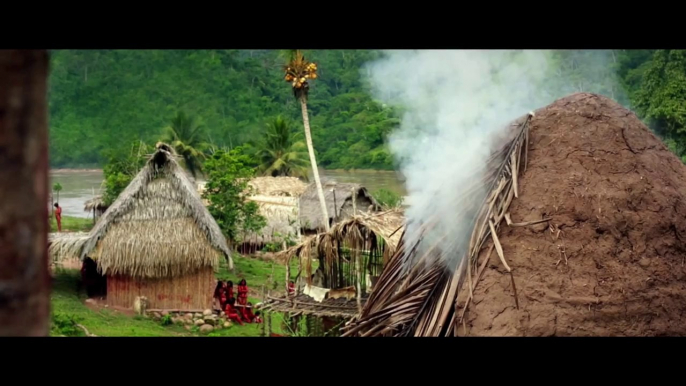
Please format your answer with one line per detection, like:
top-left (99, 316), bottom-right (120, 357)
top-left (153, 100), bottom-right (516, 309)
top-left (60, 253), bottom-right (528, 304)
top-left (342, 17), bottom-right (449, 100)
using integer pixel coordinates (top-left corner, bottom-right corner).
top-left (107, 268), bottom-right (214, 310)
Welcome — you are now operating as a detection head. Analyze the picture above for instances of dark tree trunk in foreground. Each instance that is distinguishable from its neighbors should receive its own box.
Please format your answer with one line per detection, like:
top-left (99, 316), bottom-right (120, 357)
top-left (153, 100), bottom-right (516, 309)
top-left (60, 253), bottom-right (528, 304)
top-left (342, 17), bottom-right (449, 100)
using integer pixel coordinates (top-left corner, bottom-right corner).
top-left (0, 50), bottom-right (50, 336)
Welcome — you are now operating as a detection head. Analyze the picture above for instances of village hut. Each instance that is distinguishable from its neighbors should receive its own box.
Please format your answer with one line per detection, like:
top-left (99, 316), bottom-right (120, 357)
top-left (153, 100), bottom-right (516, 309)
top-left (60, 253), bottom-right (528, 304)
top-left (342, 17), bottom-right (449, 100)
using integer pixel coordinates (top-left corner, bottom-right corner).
top-left (343, 93), bottom-right (686, 337)
top-left (298, 181), bottom-right (381, 234)
top-left (258, 209), bottom-right (404, 336)
top-left (239, 177), bottom-right (308, 254)
top-left (83, 195), bottom-right (108, 222)
top-left (48, 143), bottom-right (232, 311)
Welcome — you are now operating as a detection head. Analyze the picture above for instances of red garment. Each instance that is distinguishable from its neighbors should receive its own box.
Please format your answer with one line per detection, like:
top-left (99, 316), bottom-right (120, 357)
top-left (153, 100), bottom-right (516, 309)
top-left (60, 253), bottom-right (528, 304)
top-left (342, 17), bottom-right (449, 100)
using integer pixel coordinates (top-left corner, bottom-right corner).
top-left (55, 207), bottom-right (62, 232)
top-left (225, 304), bottom-right (244, 325)
top-left (226, 287), bottom-right (234, 300)
top-left (241, 306), bottom-right (254, 323)
top-left (237, 285), bottom-right (248, 305)
top-left (288, 282), bottom-right (295, 295)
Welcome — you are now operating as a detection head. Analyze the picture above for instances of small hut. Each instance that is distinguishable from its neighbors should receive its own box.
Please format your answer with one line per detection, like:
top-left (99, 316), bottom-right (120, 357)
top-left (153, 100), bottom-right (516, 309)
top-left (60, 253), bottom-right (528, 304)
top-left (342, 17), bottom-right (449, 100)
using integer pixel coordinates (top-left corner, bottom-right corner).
top-left (48, 143), bottom-right (232, 311)
top-left (83, 195), bottom-right (108, 222)
top-left (239, 177), bottom-right (308, 254)
top-left (259, 209), bottom-right (404, 336)
top-left (298, 181), bottom-right (381, 234)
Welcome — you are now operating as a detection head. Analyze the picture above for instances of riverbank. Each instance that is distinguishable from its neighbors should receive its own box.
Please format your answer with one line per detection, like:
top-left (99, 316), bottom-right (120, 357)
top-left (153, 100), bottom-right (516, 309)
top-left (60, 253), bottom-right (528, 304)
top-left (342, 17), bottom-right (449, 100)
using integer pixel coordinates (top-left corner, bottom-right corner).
top-left (50, 215), bottom-right (94, 233)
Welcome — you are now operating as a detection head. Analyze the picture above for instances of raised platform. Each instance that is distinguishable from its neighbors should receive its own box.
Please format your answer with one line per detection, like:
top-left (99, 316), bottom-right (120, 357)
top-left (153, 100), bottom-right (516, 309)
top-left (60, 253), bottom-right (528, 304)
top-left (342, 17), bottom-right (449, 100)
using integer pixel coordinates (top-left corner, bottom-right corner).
top-left (259, 293), bottom-right (368, 318)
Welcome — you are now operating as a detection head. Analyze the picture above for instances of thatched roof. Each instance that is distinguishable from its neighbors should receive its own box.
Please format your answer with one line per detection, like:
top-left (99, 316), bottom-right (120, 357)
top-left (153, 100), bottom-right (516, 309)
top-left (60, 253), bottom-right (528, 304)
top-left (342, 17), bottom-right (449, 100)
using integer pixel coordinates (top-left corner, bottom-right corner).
top-left (299, 181), bottom-right (381, 231)
top-left (48, 143), bottom-right (232, 278)
top-left (243, 195), bottom-right (300, 246)
top-left (282, 209), bottom-right (405, 282)
top-left (247, 176), bottom-right (307, 197)
top-left (259, 294), bottom-right (368, 318)
top-left (84, 195), bottom-right (108, 214)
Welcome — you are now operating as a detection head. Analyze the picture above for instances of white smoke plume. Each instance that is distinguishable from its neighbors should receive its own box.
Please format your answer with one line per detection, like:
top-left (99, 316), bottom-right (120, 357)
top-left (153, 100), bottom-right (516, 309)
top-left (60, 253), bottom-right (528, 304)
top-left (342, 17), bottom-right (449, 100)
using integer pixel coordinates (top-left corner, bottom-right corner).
top-left (364, 50), bottom-right (620, 272)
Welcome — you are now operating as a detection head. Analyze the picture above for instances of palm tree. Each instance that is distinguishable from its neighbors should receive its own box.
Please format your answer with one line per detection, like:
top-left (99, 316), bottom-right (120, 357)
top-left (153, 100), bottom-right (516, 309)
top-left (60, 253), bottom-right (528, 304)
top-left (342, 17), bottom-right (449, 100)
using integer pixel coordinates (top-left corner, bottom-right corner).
top-left (161, 111), bottom-right (208, 178)
top-left (284, 50), bottom-right (330, 231)
top-left (254, 117), bottom-right (309, 179)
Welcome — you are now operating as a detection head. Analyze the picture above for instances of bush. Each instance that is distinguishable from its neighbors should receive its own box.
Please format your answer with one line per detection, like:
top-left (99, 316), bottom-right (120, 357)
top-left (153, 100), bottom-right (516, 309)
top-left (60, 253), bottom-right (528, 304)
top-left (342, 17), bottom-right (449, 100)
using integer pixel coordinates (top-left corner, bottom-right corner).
top-left (51, 312), bottom-right (83, 337)
top-left (373, 188), bottom-right (403, 209)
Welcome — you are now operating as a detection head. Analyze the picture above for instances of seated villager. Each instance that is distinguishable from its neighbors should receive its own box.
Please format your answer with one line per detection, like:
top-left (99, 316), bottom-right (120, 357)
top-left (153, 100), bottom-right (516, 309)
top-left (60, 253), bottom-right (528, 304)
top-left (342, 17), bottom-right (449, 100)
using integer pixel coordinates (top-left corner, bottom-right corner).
top-left (237, 279), bottom-right (248, 306)
top-left (288, 280), bottom-right (296, 296)
top-left (241, 302), bottom-right (262, 323)
top-left (253, 311), bottom-right (263, 324)
top-left (214, 281), bottom-right (226, 311)
top-left (225, 297), bottom-right (244, 326)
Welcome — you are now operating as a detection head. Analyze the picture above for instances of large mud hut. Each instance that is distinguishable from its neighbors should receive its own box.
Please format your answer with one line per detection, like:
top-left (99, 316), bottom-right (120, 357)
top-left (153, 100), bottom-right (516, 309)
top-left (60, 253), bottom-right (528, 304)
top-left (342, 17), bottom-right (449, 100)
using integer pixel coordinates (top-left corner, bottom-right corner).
top-left (343, 93), bottom-right (686, 337)
top-left (49, 143), bottom-right (232, 311)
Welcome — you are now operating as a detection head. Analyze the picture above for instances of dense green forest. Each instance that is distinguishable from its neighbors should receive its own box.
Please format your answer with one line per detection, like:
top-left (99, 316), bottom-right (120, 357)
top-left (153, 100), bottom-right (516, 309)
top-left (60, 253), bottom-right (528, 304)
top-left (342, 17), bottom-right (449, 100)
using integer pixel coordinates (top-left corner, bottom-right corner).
top-left (49, 49), bottom-right (686, 169)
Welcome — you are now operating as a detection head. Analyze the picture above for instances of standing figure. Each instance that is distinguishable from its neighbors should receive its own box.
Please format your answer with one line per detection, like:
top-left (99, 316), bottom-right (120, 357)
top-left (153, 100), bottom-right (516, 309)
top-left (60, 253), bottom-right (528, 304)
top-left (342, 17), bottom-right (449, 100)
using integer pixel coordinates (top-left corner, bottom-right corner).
top-left (54, 203), bottom-right (62, 232)
top-left (226, 280), bottom-right (235, 300)
top-left (213, 281), bottom-right (226, 311)
top-left (237, 279), bottom-right (248, 306)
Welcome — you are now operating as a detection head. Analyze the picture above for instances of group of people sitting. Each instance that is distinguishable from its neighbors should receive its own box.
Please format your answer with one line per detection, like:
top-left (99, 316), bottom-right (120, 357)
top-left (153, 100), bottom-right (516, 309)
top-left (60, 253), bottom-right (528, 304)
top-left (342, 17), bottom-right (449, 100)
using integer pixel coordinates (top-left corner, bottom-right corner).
top-left (214, 279), bottom-right (262, 325)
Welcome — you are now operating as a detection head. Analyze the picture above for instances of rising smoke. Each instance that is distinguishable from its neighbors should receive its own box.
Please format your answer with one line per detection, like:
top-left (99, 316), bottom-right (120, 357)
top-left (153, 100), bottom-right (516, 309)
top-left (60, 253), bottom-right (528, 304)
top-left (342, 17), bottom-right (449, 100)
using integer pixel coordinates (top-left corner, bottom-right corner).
top-left (364, 50), bottom-right (621, 272)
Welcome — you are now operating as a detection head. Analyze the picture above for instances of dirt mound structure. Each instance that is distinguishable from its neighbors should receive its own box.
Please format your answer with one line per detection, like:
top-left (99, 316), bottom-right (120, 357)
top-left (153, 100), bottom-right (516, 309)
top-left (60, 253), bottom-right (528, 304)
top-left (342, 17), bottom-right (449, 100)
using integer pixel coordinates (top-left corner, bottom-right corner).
top-left (461, 93), bottom-right (686, 336)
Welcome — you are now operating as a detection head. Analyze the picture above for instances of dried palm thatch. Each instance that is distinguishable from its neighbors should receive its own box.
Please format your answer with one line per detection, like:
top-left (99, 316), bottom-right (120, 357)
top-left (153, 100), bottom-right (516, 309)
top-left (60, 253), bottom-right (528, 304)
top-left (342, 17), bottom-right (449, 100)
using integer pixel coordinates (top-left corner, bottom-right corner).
top-left (282, 209), bottom-right (405, 292)
top-left (242, 195), bottom-right (300, 248)
top-left (84, 195), bottom-right (108, 215)
top-left (299, 181), bottom-right (381, 232)
top-left (48, 232), bottom-right (90, 263)
top-left (247, 176), bottom-right (307, 197)
top-left (48, 143), bottom-right (232, 278)
top-left (342, 112), bottom-right (537, 337)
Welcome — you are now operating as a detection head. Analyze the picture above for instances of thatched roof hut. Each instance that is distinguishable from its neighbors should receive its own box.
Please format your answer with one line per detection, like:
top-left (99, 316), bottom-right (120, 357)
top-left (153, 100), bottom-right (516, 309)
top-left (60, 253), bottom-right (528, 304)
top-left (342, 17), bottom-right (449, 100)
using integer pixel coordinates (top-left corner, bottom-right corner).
top-left (259, 209), bottom-right (405, 333)
top-left (247, 176), bottom-right (307, 197)
top-left (298, 181), bottom-right (381, 233)
top-left (49, 143), bottom-right (231, 311)
top-left (84, 195), bottom-right (108, 217)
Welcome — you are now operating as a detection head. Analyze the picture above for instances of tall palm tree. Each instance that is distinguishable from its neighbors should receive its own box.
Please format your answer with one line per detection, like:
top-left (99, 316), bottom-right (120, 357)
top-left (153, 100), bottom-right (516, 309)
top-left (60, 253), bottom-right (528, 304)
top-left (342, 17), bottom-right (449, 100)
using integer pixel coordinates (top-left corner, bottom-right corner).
top-left (254, 117), bottom-right (309, 179)
top-left (284, 50), bottom-right (330, 231)
top-left (161, 111), bottom-right (208, 178)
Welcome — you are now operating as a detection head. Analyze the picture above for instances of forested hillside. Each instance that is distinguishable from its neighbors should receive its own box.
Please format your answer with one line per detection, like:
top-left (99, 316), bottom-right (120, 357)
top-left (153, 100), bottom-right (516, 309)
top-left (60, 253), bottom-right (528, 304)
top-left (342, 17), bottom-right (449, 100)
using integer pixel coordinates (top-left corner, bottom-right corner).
top-left (49, 49), bottom-right (686, 169)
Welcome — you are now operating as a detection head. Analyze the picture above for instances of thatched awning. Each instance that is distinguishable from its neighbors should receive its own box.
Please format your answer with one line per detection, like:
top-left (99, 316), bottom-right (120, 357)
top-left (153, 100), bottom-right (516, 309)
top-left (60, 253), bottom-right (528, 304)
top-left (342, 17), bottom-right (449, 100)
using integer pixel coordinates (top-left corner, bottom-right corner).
top-left (259, 294), bottom-right (367, 318)
top-left (48, 143), bottom-right (232, 278)
top-left (84, 195), bottom-right (108, 214)
top-left (299, 181), bottom-right (381, 232)
top-left (247, 176), bottom-right (307, 197)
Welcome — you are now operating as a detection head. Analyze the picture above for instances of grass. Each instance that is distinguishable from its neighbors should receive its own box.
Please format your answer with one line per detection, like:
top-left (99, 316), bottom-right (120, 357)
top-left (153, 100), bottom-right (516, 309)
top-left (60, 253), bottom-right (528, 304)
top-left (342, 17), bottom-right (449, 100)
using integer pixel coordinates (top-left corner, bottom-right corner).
top-left (50, 215), bottom-right (94, 233)
top-left (49, 253), bottom-right (303, 337)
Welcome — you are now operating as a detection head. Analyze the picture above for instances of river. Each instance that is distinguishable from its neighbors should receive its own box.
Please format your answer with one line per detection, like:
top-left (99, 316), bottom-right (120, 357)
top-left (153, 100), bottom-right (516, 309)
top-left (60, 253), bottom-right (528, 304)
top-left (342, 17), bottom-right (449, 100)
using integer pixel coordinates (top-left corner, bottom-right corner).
top-left (49, 169), bottom-right (407, 218)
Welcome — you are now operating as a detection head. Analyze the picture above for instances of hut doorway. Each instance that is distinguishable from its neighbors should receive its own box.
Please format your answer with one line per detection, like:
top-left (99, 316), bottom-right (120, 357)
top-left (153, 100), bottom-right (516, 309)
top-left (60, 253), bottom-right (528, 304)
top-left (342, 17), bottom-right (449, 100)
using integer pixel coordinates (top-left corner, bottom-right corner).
top-left (81, 257), bottom-right (107, 299)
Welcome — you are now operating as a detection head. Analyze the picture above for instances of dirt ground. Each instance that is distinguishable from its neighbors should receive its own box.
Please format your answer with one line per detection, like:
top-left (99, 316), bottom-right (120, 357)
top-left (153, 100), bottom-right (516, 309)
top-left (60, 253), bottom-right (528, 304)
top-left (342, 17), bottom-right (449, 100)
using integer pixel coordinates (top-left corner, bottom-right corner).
top-left (461, 93), bottom-right (686, 336)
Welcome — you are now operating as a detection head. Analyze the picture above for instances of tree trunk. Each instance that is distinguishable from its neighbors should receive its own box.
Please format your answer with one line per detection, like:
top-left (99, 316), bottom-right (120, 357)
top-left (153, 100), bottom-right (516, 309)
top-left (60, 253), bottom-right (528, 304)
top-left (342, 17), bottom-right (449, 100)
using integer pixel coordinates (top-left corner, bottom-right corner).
top-left (0, 49), bottom-right (50, 336)
top-left (299, 97), bottom-right (330, 231)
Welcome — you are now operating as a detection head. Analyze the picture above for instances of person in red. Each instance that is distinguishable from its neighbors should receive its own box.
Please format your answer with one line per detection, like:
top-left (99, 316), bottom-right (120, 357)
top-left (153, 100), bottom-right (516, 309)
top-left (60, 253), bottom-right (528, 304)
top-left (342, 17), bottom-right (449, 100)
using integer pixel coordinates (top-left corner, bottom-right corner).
top-left (242, 302), bottom-right (262, 323)
top-left (226, 280), bottom-right (235, 300)
top-left (237, 279), bottom-right (248, 306)
top-left (213, 281), bottom-right (226, 311)
top-left (54, 203), bottom-right (62, 232)
top-left (225, 297), bottom-right (244, 326)
top-left (287, 280), bottom-right (296, 296)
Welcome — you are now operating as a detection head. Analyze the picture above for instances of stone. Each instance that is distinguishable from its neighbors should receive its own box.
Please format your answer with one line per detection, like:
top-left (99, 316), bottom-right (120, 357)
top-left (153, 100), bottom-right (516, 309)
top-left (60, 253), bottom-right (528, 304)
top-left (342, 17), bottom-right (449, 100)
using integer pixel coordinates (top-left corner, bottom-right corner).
top-left (203, 318), bottom-right (216, 326)
top-left (152, 312), bottom-right (162, 320)
top-left (184, 318), bottom-right (194, 325)
top-left (639, 257), bottom-right (651, 267)
top-left (184, 325), bottom-right (192, 331)
top-left (199, 324), bottom-right (214, 334)
top-left (194, 313), bottom-right (203, 319)
top-left (203, 309), bottom-right (213, 316)
top-left (194, 319), bottom-right (205, 326)
top-left (185, 313), bottom-right (194, 319)
top-left (220, 311), bottom-right (226, 317)
top-left (224, 322), bottom-right (232, 328)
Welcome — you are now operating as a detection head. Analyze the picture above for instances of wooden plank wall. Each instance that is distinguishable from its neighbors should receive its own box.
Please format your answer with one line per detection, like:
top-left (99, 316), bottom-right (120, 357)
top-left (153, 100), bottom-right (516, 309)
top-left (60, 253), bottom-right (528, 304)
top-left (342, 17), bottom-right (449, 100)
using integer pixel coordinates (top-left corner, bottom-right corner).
top-left (107, 268), bottom-right (215, 310)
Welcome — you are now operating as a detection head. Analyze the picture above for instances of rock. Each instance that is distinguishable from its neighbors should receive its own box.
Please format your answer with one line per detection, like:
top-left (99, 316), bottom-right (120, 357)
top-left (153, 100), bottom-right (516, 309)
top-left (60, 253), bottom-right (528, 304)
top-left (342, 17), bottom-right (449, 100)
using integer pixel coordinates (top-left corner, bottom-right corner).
top-left (185, 313), bottom-right (194, 319)
top-left (220, 311), bottom-right (226, 317)
top-left (85, 298), bottom-right (96, 305)
top-left (174, 318), bottom-right (185, 325)
top-left (194, 319), bottom-right (205, 326)
top-left (199, 324), bottom-right (214, 334)
top-left (184, 325), bottom-right (192, 331)
top-left (203, 318), bottom-right (216, 326)
top-left (639, 257), bottom-right (651, 267)
top-left (194, 313), bottom-right (203, 319)
top-left (224, 322), bottom-right (232, 328)
top-left (184, 318), bottom-right (194, 325)
top-left (203, 309), bottom-right (213, 316)
top-left (152, 312), bottom-right (162, 320)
